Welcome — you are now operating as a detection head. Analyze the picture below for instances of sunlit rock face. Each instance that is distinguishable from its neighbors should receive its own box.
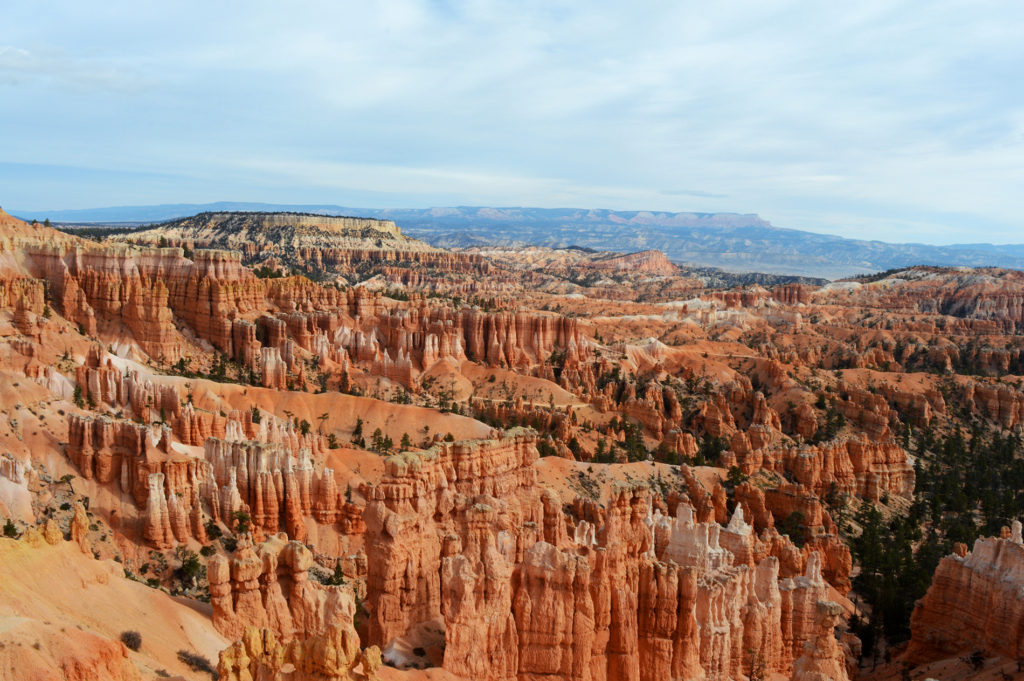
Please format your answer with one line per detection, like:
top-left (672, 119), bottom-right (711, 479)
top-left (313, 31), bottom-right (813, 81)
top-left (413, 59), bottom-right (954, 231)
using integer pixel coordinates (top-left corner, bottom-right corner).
top-left (906, 525), bottom-right (1024, 664)
top-left (3, 206), bottom-right (1024, 680)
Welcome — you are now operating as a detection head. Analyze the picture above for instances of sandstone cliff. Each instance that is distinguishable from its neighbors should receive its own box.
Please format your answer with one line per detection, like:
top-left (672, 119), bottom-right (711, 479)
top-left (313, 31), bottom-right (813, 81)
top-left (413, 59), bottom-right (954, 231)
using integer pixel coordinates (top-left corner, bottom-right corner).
top-left (906, 524), bottom-right (1024, 663)
top-left (218, 625), bottom-right (382, 681)
top-left (358, 430), bottom-right (849, 681)
top-left (111, 211), bottom-right (499, 290)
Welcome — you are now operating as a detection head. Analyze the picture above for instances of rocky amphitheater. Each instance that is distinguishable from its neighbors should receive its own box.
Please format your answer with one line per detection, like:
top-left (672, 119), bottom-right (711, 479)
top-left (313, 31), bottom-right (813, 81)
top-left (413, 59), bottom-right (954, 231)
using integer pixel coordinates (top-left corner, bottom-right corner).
top-left (1, 208), bottom-right (1023, 681)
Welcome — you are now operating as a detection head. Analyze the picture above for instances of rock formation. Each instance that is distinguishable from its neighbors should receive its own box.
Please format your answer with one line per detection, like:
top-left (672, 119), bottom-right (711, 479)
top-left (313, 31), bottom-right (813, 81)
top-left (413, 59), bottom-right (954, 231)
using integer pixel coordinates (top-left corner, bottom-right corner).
top-left (208, 534), bottom-right (354, 641)
top-left (112, 211), bottom-right (496, 296)
top-left (361, 431), bottom-right (847, 681)
top-left (218, 625), bottom-right (381, 681)
top-left (9, 205), bottom-right (1024, 680)
top-left (906, 524), bottom-right (1024, 664)
top-left (790, 600), bottom-right (850, 681)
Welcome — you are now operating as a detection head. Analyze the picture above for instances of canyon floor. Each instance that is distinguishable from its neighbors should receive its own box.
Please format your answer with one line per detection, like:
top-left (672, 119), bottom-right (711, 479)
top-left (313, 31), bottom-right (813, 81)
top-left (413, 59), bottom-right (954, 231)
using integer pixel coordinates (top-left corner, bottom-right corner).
top-left (1, 208), bottom-right (1023, 680)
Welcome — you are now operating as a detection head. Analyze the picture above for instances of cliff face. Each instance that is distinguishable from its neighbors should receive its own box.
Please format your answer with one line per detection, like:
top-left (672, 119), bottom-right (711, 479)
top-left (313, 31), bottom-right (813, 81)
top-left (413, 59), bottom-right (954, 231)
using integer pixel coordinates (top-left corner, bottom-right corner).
top-left (119, 211), bottom-right (410, 247)
top-left (589, 250), bottom-right (679, 276)
top-left (811, 267), bottom-right (1024, 331)
top-left (0, 208), bottom-right (91, 255)
top-left (362, 429), bottom-right (542, 650)
top-left (906, 525), bottom-right (1024, 663)
top-left (360, 431), bottom-right (849, 681)
top-left (21, 243), bottom-right (263, 362)
top-left (16, 223), bottom-right (585, 382)
top-left (790, 600), bottom-right (851, 681)
top-left (251, 290), bottom-right (590, 387)
top-left (66, 361), bottom-right (345, 550)
top-left (733, 437), bottom-right (914, 503)
top-left (960, 380), bottom-right (1024, 430)
top-left (208, 534), bottom-right (353, 641)
top-left (110, 211), bottom-right (500, 288)
top-left (67, 414), bottom-right (340, 550)
top-left (218, 625), bottom-right (381, 681)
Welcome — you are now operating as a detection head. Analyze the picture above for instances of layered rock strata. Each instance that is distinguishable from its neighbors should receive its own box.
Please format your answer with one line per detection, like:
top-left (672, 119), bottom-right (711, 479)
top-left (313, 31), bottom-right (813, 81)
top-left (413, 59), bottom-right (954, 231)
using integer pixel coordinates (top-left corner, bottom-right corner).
top-left (360, 430), bottom-right (849, 681)
top-left (906, 524), bottom-right (1024, 663)
top-left (66, 395), bottom-right (343, 548)
top-left (208, 534), bottom-right (354, 641)
top-left (218, 625), bottom-right (381, 681)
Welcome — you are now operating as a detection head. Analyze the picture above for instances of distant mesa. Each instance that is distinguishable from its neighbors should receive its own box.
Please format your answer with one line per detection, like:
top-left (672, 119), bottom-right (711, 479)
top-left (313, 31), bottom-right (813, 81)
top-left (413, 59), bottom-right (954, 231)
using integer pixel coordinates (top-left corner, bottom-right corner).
top-left (115, 210), bottom-right (416, 249)
top-left (14, 201), bottom-right (1024, 279)
top-left (103, 210), bottom-right (479, 286)
top-left (589, 249), bottom-right (679, 276)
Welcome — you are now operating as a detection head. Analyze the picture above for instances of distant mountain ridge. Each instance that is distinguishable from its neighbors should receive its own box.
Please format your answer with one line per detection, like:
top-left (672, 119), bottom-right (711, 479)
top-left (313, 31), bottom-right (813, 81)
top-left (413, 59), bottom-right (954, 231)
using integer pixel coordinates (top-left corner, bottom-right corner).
top-left (12, 201), bottom-right (1024, 279)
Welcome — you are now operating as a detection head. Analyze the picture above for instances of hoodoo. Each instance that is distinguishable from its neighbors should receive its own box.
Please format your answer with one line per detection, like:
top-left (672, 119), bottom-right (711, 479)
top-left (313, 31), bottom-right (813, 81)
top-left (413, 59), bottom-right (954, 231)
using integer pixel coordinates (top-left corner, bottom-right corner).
top-left (1, 176), bottom-right (1022, 681)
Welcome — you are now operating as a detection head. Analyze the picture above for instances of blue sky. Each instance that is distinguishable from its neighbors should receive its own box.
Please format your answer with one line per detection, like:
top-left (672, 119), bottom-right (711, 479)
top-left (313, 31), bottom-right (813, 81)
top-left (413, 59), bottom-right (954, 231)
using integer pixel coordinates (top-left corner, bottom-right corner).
top-left (2, 1), bottom-right (1022, 243)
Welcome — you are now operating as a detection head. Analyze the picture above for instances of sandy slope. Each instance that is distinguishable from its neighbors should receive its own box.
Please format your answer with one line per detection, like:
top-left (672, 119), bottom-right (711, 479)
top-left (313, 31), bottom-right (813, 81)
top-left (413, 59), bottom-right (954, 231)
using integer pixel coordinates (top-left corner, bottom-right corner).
top-left (0, 537), bottom-right (228, 679)
top-left (167, 375), bottom-right (493, 444)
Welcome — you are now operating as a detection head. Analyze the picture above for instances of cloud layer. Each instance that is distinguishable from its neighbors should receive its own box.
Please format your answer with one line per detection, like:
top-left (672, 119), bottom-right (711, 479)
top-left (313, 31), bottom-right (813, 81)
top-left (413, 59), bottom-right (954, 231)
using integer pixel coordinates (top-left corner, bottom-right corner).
top-left (1, 1), bottom-right (1022, 242)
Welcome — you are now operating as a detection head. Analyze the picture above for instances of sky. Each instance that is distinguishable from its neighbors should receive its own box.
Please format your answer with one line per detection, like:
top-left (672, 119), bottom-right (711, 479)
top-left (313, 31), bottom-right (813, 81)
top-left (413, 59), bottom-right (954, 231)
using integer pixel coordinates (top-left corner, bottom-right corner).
top-left (1, 1), bottom-right (1023, 243)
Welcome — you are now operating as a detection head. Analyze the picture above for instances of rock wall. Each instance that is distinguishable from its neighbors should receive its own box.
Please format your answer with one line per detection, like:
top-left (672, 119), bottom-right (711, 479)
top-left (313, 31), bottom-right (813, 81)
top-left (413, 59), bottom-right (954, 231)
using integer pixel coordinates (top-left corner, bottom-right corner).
top-left (218, 625), bottom-right (381, 681)
top-left (208, 534), bottom-right (352, 641)
top-left (906, 524), bottom-right (1024, 663)
top-left (66, 398), bottom-right (342, 549)
top-left (811, 267), bottom-right (1024, 331)
top-left (9, 214), bottom-right (588, 389)
top-left (363, 428), bottom-right (542, 648)
top-left (310, 302), bottom-right (589, 383)
top-left (21, 244), bottom-right (265, 362)
top-left (360, 430), bottom-right (849, 681)
top-left (790, 600), bottom-right (851, 681)
top-left (960, 381), bottom-right (1024, 430)
top-left (728, 436), bottom-right (914, 503)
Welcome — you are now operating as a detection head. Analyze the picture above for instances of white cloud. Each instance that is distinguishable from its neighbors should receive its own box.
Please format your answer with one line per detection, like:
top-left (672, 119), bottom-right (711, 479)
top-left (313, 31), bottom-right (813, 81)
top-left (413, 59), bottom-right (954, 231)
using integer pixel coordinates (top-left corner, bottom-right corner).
top-left (0, 0), bottom-right (1022, 243)
top-left (0, 45), bottom-right (152, 92)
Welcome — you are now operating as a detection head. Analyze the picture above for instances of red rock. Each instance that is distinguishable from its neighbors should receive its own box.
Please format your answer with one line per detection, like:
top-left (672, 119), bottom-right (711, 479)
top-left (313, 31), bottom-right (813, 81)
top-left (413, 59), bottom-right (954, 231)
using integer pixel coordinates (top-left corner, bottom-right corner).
top-left (209, 534), bottom-right (355, 641)
top-left (441, 504), bottom-right (518, 681)
top-left (217, 624), bottom-right (383, 681)
top-left (513, 541), bottom-right (596, 680)
top-left (363, 429), bottom-right (542, 647)
top-left (790, 600), bottom-right (850, 681)
top-left (71, 502), bottom-right (91, 554)
top-left (773, 284), bottom-right (814, 305)
top-left (906, 527), bottom-right (1024, 664)
top-left (142, 472), bottom-right (175, 549)
top-left (362, 438), bottom-right (848, 681)
top-left (262, 346), bottom-right (288, 389)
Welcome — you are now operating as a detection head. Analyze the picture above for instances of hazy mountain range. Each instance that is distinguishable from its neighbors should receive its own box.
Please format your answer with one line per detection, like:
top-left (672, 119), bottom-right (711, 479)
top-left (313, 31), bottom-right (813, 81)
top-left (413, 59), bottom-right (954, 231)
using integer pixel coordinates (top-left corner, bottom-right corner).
top-left (12, 201), bottom-right (1024, 279)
